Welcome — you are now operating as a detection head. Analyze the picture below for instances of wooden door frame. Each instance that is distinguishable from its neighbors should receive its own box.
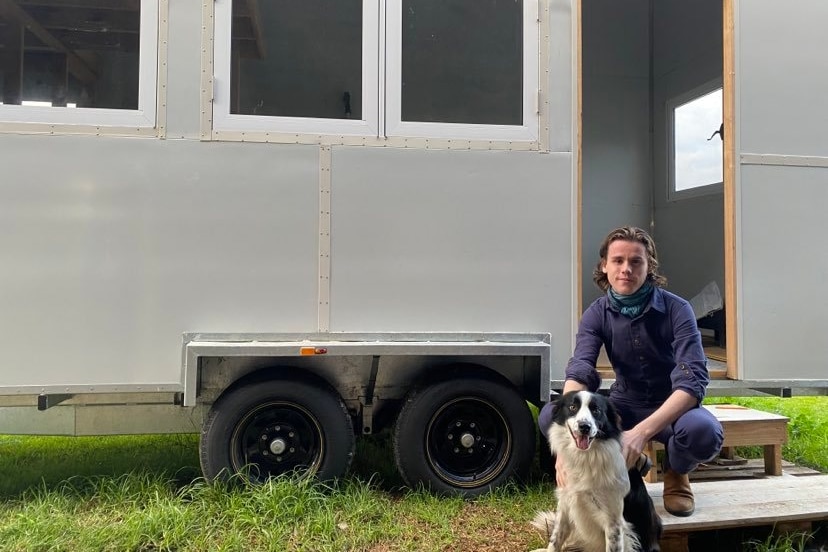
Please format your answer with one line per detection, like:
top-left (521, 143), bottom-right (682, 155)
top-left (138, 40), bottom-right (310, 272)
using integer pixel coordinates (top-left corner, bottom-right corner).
top-left (575, 0), bottom-right (739, 379)
top-left (723, 0), bottom-right (738, 379)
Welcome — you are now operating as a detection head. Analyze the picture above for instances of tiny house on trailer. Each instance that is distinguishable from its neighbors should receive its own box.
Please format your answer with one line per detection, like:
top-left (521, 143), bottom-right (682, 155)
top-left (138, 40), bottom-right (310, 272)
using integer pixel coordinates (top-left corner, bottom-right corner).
top-left (0, 0), bottom-right (826, 497)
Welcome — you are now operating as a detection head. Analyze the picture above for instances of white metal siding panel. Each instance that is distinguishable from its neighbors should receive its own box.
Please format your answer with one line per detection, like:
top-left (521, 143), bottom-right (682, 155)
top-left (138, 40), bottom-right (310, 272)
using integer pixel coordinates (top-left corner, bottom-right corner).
top-left (165, 0), bottom-right (204, 139)
top-left (546, 0), bottom-right (573, 153)
top-left (329, 146), bottom-right (573, 376)
top-left (738, 0), bottom-right (828, 157)
top-left (0, 136), bottom-right (319, 387)
top-left (739, 165), bottom-right (827, 379)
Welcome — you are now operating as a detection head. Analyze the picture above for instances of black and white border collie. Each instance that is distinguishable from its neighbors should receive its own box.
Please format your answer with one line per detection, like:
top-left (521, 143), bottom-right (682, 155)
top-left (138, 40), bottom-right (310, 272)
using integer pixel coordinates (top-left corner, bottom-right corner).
top-left (531, 390), bottom-right (662, 552)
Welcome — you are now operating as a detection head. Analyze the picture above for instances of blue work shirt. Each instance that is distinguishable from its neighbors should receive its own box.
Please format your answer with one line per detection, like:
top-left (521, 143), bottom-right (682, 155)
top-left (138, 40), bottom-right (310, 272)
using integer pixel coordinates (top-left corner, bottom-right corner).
top-left (564, 287), bottom-right (709, 406)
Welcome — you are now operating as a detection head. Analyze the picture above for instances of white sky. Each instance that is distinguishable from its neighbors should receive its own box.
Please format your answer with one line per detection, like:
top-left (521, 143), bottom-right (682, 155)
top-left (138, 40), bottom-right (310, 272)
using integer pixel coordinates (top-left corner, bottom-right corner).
top-left (674, 88), bottom-right (723, 191)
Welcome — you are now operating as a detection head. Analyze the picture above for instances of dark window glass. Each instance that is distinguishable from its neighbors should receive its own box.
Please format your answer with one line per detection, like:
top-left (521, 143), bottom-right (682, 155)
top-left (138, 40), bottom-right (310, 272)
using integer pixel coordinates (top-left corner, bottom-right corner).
top-left (401, 0), bottom-right (523, 125)
top-left (231, 0), bottom-right (362, 120)
top-left (0, 0), bottom-right (141, 109)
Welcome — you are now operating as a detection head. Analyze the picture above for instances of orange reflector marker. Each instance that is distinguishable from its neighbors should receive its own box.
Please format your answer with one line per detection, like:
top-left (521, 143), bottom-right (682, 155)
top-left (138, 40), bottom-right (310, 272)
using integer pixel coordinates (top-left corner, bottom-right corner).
top-left (300, 347), bottom-right (328, 355)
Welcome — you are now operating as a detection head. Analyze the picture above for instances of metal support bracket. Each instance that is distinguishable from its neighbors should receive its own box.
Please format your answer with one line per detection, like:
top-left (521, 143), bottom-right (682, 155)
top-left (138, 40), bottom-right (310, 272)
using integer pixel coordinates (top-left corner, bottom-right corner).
top-left (37, 394), bottom-right (74, 411)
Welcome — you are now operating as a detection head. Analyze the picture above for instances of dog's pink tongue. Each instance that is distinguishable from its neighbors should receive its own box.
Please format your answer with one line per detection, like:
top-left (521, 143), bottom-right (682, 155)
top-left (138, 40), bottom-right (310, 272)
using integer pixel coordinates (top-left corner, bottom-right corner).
top-left (575, 435), bottom-right (590, 450)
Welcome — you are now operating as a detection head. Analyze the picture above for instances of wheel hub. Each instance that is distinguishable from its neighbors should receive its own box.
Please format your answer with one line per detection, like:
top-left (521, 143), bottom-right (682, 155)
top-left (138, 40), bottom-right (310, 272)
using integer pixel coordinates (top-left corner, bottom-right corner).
top-left (261, 425), bottom-right (297, 460)
top-left (447, 421), bottom-right (482, 454)
top-left (269, 438), bottom-right (287, 455)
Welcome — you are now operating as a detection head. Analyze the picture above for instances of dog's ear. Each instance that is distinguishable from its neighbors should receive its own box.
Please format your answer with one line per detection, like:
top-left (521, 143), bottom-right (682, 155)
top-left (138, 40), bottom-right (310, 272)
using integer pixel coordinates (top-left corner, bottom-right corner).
top-left (551, 391), bottom-right (570, 409)
top-left (603, 397), bottom-right (623, 432)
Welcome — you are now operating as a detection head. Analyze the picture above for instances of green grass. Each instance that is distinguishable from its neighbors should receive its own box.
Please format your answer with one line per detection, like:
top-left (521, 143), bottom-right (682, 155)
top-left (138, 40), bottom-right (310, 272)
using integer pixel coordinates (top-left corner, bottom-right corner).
top-left (743, 529), bottom-right (815, 552)
top-left (0, 396), bottom-right (825, 551)
top-left (0, 432), bottom-right (554, 551)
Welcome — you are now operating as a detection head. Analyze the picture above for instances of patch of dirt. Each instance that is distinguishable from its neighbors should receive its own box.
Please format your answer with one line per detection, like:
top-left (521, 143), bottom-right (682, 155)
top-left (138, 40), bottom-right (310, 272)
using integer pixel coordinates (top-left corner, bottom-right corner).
top-left (363, 502), bottom-right (545, 552)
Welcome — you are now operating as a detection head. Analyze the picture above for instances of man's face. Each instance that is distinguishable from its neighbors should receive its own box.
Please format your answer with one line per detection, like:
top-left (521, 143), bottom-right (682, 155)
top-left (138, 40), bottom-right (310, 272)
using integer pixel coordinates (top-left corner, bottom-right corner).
top-left (602, 239), bottom-right (649, 295)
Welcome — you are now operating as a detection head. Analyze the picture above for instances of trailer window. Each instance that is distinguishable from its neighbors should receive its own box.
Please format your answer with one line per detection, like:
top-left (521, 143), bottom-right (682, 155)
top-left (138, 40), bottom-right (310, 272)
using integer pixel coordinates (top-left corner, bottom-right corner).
top-left (0, 0), bottom-right (158, 129)
top-left (228, 0), bottom-right (363, 120)
top-left (399, 0), bottom-right (522, 126)
top-left (212, 0), bottom-right (538, 143)
top-left (667, 82), bottom-right (724, 200)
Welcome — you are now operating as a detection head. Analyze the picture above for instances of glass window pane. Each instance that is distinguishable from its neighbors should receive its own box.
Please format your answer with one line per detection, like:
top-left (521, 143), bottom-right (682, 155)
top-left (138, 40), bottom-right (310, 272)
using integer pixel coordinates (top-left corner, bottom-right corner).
top-left (231, 0), bottom-right (362, 120)
top-left (674, 88), bottom-right (723, 191)
top-left (0, 1), bottom-right (141, 109)
top-left (401, 0), bottom-right (523, 126)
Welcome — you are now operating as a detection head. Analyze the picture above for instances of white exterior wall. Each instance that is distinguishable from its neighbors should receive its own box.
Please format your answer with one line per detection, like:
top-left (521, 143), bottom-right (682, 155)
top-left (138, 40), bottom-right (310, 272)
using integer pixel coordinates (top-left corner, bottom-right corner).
top-left (0, 1), bottom-right (577, 392)
top-left (0, 136), bottom-right (321, 388)
top-left (736, 0), bottom-right (828, 380)
top-left (330, 147), bottom-right (571, 338)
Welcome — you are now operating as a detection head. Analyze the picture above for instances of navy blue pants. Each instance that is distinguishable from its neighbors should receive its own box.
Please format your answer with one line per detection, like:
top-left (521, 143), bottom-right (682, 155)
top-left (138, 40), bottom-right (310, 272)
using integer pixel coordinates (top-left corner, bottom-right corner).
top-left (537, 395), bottom-right (723, 474)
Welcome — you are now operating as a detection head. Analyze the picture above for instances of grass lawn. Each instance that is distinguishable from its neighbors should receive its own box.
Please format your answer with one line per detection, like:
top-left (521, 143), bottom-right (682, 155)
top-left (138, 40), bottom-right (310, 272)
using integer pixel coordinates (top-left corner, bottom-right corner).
top-left (0, 396), bottom-right (826, 551)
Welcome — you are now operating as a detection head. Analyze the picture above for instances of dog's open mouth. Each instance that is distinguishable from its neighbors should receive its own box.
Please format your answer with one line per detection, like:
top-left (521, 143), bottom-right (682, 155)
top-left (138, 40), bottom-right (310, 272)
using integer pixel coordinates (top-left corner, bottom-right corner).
top-left (569, 427), bottom-right (593, 450)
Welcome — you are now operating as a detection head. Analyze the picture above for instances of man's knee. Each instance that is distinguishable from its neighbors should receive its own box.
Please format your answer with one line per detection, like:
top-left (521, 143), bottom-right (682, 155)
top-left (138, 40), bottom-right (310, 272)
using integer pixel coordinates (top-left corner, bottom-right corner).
top-left (674, 409), bottom-right (724, 460)
top-left (538, 401), bottom-right (555, 437)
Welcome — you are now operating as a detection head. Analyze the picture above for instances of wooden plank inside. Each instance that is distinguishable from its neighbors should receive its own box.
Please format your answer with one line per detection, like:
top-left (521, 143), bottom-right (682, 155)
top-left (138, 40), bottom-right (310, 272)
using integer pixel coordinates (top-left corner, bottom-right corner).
top-left (647, 475), bottom-right (828, 533)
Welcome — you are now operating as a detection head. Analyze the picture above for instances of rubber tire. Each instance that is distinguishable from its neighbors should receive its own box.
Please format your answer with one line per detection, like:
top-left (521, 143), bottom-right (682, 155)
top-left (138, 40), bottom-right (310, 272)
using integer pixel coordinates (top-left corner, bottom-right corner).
top-left (393, 377), bottom-right (536, 497)
top-left (200, 378), bottom-right (355, 484)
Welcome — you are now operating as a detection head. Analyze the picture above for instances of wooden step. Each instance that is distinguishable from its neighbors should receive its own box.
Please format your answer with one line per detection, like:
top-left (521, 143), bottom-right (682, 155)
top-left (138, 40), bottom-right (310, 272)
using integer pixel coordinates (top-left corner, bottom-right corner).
top-left (647, 474), bottom-right (828, 552)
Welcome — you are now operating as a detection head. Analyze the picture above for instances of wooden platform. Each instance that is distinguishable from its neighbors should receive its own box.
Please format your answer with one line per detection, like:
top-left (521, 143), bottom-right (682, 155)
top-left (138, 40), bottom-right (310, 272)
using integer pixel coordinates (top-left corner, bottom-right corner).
top-left (648, 474), bottom-right (828, 551)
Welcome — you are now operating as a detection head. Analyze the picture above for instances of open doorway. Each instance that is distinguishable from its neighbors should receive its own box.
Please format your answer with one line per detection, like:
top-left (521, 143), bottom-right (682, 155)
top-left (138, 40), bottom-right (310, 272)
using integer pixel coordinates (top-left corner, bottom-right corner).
top-left (579, 0), bottom-right (733, 379)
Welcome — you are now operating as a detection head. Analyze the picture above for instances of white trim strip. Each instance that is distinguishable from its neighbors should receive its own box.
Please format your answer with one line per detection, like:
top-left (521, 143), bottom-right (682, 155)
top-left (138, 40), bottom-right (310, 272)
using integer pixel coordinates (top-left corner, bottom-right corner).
top-left (740, 153), bottom-right (828, 168)
top-left (156, 0), bottom-right (169, 138)
top-left (201, 0), bottom-right (215, 140)
top-left (318, 146), bottom-right (333, 333)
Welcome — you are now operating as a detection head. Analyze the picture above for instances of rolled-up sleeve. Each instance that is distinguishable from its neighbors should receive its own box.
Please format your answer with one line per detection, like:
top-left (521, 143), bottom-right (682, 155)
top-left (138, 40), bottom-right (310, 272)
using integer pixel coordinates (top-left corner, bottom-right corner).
top-left (564, 301), bottom-right (604, 392)
top-left (669, 300), bottom-right (709, 403)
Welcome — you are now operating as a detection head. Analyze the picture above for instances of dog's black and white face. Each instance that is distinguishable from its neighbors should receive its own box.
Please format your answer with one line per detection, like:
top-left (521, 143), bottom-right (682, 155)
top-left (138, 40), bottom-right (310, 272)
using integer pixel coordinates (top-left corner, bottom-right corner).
top-left (551, 390), bottom-right (622, 451)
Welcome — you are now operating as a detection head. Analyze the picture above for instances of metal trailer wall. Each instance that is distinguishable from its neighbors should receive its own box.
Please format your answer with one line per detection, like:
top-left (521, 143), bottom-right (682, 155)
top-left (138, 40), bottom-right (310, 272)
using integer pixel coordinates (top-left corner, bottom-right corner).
top-left (0, 1), bottom-right (578, 393)
top-left (580, 0), bottom-right (653, 306)
top-left (652, 0), bottom-right (725, 302)
top-left (735, 0), bottom-right (828, 380)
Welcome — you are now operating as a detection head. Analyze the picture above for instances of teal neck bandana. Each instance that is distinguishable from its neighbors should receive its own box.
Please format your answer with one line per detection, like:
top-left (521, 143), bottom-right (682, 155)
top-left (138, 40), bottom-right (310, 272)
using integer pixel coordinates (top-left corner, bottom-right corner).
top-left (608, 282), bottom-right (654, 318)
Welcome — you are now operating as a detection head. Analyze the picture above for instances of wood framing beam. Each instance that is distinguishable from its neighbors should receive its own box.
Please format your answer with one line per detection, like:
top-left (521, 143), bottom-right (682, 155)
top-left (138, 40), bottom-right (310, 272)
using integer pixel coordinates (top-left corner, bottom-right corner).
top-left (28, 8), bottom-right (139, 34)
top-left (244, 0), bottom-right (265, 59)
top-left (576, 0), bottom-right (583, 316)
top-left (16, 0), bottom-right (139, 11)
top-left (723, 0), bottom-right (738, 379)
top-left (0, 0), bottom-right (97, 85)
top-left (0, 18), bottom-right (23, 103)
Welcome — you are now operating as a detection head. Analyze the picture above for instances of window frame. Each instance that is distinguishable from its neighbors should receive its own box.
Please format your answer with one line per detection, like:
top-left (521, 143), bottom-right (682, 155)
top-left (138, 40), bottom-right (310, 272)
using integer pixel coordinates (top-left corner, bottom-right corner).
top-left (212, 0), bottom-right (380, 137)
top-left (210, 0), bottom-right (539, 144)
top-left (0, 0), bottom-right (159, 130)
top-left (667, 78), bottom-right (724, 202)
top-left (384, 0), bottom-right (539, 141)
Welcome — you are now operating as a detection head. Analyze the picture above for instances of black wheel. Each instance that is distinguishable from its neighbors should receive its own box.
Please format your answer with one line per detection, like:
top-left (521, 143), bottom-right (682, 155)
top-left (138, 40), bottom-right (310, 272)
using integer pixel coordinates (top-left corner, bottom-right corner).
top-left (200, 378), bottom-right (355, 484)
top-left (393, 377), bottom-right (535, 497)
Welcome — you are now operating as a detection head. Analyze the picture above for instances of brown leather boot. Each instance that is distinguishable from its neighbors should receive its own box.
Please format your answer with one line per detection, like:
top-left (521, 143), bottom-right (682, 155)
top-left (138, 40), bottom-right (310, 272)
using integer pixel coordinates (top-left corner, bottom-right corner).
top-left (663, 469), bottom-right (695, 516)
